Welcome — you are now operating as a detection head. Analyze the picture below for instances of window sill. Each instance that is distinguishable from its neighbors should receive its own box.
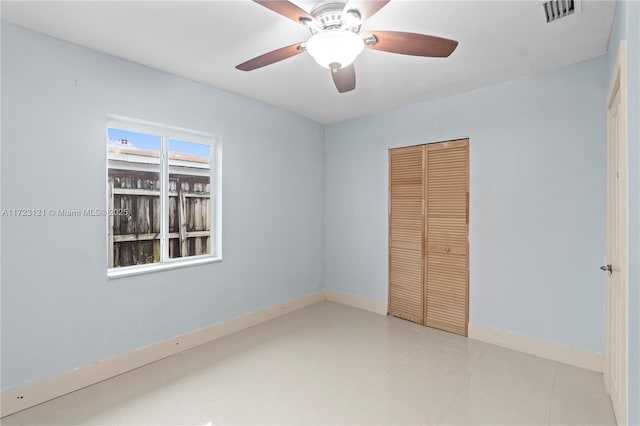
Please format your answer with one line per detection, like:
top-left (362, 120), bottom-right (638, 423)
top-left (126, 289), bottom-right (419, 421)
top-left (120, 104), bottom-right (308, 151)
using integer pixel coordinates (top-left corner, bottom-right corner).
top-left (107, 256), bottom-right (222, 279)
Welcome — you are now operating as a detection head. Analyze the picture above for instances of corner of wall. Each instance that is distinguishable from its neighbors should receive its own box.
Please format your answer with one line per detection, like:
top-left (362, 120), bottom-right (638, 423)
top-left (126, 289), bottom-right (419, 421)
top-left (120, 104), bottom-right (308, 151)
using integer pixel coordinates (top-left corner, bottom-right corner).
top-left (322, 125), bottom-right (330, 291)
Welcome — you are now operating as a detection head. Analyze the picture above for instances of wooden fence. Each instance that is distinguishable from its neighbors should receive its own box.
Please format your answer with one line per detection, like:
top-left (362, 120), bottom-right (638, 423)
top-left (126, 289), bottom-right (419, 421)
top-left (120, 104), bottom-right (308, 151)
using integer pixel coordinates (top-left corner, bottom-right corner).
top-left (107, 149), bottom-right (211, 268)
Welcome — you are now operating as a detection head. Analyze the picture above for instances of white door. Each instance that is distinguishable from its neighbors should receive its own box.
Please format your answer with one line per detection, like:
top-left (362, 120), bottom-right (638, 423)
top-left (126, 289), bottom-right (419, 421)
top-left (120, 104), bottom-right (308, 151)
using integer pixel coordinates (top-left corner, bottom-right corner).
top-left (605, 40), bottom-right (627, 426)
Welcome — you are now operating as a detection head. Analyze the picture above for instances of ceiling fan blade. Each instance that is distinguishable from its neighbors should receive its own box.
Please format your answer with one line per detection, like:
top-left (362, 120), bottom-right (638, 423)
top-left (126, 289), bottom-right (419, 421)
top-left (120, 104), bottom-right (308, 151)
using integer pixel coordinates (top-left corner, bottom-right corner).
top-left (363, 31), bottom-right (458, 57)
top-left (332, 64), bottom-right (356, 93)
top-left (236, 42), bottom-right (305, 71)
top-left (253, 0), bottom-right (316, 26)
top-left (342, 1), bottom-right (390, 24)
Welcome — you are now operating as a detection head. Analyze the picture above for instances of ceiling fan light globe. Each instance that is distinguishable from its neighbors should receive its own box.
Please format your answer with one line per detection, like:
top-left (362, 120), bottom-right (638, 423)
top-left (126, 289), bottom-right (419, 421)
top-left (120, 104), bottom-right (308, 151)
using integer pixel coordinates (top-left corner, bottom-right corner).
top-left (306, 30), bottom-right (364, 69)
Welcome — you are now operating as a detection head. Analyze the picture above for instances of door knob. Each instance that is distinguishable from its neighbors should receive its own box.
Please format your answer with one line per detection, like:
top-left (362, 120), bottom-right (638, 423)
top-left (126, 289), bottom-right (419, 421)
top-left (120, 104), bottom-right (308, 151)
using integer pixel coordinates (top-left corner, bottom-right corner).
top-left (600, 264), bottom-right (612, 272)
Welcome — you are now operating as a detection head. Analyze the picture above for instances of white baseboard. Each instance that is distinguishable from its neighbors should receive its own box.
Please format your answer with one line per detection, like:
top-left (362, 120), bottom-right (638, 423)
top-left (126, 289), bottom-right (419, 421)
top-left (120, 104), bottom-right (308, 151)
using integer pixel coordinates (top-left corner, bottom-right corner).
top-left (468, 323), bottom-right (604, 372)
top-left (325, 289), bottom-right (388, 315)
top-left (0, 290), bottom-right (326, 418)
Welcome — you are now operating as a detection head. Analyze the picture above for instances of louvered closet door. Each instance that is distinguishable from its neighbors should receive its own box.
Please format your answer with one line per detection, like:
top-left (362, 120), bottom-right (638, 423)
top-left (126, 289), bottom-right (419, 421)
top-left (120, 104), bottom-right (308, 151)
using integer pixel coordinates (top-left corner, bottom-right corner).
top-left (425, 139), bottom-right (469, 336)
top-left (388, 145), bottom-right (425, 324)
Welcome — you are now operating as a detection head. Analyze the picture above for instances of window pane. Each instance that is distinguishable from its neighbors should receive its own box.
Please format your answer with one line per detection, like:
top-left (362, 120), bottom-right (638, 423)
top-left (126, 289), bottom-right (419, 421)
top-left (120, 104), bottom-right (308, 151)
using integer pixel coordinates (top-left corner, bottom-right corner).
top-left (108, 129), bottom-right (161, 268)
top-left (168, 139), bottom-right (212, 259)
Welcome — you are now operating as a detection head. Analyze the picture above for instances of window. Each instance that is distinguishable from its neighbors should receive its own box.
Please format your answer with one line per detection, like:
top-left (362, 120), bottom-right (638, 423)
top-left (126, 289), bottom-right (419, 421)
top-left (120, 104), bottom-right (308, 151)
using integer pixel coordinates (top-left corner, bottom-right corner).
top-left (107, 116), bottom-right (221, 277)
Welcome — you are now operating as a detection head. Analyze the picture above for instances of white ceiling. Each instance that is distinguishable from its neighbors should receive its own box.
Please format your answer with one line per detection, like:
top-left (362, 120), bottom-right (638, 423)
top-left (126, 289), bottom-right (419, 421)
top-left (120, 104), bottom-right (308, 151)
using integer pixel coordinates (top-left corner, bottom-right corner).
top-left (1, 1), bottom-right (616, 124)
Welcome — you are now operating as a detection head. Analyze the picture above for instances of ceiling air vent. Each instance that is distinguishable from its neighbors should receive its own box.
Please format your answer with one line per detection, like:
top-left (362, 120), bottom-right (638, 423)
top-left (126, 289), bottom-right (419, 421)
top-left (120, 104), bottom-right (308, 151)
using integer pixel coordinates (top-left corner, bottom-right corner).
top-left (543, 0), bottom-right (579, 23)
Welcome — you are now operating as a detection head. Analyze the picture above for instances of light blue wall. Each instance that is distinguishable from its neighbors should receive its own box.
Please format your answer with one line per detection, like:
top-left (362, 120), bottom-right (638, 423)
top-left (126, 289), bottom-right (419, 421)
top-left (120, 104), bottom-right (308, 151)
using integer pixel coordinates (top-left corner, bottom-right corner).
top-left (0, 22), bottom-right (326, 392)
top-left (608, 1), bottom-right (640, 423)
top-left (325, 57), bottom-right (609, 353)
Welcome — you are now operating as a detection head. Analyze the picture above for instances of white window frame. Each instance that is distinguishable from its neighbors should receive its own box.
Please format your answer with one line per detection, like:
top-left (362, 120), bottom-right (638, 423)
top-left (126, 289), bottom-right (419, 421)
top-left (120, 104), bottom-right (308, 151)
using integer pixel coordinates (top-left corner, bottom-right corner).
top-left (106, 115), bottom-right (222, 278)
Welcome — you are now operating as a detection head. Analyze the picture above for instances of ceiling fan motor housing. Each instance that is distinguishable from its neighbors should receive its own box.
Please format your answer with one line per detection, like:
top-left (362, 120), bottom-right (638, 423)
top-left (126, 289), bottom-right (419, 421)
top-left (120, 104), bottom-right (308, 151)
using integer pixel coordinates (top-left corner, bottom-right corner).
top-left (310, 2), bottom-right (361, 32)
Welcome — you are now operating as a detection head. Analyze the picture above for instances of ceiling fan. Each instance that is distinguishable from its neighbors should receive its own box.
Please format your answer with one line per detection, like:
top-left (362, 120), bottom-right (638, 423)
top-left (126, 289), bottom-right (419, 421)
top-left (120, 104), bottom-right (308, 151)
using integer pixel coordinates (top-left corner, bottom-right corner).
top-left (236, 0), bottom-right (459, 93)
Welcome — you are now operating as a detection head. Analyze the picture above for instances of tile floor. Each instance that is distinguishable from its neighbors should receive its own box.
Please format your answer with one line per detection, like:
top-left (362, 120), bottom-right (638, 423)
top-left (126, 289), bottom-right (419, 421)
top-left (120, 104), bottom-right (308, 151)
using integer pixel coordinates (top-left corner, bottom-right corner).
top-left (2, 301), bottom-right (616, 425)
